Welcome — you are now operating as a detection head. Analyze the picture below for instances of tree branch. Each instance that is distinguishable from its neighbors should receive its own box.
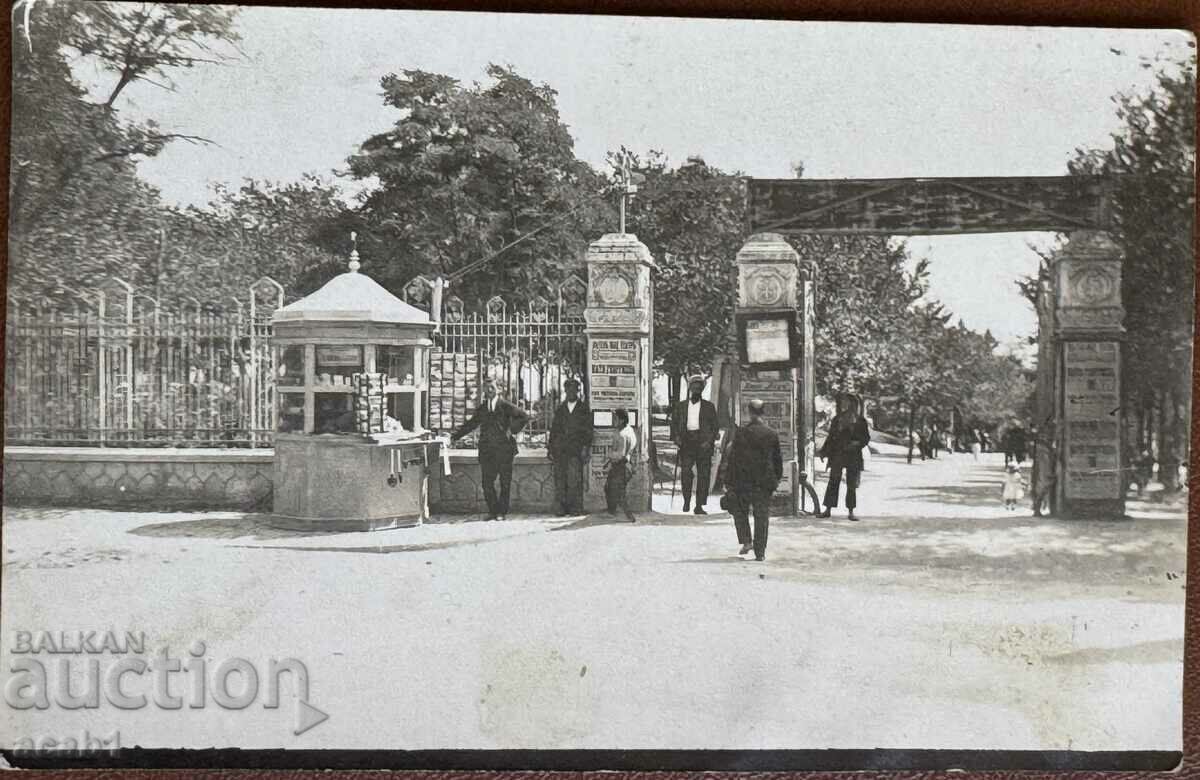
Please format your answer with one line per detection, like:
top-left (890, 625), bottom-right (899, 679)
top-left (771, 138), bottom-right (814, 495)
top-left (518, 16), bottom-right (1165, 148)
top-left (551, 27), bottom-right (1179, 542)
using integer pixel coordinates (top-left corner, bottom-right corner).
top-left (90, 133), bottom-right (218, 164)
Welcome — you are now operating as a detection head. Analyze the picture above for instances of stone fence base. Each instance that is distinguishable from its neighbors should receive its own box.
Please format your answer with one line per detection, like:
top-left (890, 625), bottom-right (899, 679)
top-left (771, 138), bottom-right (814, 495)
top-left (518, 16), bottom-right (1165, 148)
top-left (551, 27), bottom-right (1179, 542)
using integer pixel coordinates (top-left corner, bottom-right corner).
top-left (2, 447), bottom-right (636, 516)
top-left (3, 448), bottom-right (274, 511)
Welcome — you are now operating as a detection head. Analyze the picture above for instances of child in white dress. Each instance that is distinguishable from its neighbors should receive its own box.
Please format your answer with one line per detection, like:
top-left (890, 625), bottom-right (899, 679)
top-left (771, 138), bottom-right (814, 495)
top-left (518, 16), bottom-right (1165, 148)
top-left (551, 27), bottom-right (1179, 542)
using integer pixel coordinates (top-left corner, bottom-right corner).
top-left (1002, 462), bottom-right (1026, 511)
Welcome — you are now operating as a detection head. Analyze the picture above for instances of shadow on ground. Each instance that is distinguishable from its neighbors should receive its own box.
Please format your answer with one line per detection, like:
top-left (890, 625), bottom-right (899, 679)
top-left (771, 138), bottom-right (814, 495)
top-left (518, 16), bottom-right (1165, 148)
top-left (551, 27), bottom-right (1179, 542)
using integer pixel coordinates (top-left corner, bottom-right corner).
top-left (128, 514), bottom-right (343, 541)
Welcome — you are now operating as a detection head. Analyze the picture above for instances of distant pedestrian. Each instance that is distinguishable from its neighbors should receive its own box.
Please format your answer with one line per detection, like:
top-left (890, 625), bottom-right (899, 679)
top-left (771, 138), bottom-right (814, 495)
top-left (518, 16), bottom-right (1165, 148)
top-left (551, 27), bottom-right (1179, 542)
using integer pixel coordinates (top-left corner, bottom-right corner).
top-left (1002, 462), bottom-right (1026, 511)
top-left (604, 408), bottom-right (638, 521)
top-left (671, 375), bottom-right (719, 514)
top-left (929, 426), bottom-right (942, 459)
top-left (980, 430), bottom-right (993, 453)
top-left (725, 398), bottom-right (783, 561)
top-left (818, 394), bottom-right (870, 521)
top-left (548, 378), bottom-right (592, 516)
top-left (968, 428), bottom-right (982, 461)
top-left (1003, 421), bottom-right (1028, 465)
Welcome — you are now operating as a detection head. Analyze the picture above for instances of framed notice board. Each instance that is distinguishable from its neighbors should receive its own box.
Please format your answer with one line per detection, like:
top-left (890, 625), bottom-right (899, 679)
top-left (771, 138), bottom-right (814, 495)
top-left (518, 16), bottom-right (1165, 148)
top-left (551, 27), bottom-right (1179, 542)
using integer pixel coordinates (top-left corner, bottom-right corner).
top-left (735, 310), bottom-right (801, 371)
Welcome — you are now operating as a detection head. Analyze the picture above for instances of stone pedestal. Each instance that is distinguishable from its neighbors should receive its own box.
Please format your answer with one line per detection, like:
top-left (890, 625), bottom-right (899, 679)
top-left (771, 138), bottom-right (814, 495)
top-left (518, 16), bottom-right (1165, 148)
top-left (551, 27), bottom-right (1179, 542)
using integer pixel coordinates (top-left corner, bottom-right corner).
top-left (1053, 230), bottom-right (1126, 519)
top-left (583, 233), bottom-right (656, 512)
top-left (732, 233), bottom-right (814, 514)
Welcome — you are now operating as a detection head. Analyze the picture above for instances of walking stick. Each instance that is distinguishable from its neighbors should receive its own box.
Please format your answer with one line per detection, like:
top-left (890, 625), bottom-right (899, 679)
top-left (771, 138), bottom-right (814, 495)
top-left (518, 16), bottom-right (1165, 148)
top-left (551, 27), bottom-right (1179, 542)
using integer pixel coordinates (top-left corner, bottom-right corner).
top-left (670, 450), bottom-right (679, 506)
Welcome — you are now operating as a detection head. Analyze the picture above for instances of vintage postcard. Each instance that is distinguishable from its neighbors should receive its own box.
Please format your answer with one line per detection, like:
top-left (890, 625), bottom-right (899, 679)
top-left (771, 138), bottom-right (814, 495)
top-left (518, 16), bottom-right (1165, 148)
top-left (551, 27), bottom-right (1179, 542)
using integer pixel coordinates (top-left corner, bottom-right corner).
top-left (1, 4), bottom-right (1193, 770)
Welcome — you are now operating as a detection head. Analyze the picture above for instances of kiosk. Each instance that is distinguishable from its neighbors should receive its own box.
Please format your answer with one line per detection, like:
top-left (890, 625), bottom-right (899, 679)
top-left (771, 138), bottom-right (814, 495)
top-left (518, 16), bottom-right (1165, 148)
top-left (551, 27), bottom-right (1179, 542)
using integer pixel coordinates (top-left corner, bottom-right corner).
top-left (269, 250), bottom-right (444, 531)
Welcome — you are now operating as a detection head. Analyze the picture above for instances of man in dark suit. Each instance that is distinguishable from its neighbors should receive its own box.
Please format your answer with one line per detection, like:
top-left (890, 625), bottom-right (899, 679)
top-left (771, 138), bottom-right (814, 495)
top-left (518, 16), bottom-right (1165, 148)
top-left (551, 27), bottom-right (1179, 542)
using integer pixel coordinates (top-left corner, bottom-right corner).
top-left (671, 375), bottom-right (719, 514)
top-left (547, 378), bottom-right (592, 515)
top-left (726, 399), bottom-right (783, 561)
top-left (451, 379), bottom-right (528, 521)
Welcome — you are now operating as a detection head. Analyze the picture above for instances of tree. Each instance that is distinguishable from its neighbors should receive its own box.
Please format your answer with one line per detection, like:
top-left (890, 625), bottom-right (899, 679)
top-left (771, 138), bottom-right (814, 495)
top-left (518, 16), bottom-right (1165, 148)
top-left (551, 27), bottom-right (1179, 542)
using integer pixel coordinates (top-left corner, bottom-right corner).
top-left (339, 65), bottom-right (613, 306)
top-left (9, 0), bottom-right (240, 301)
top-left (1069, 52), bottom-right (1195, 488)
top-left (619, 152), bottom-right (745, 398)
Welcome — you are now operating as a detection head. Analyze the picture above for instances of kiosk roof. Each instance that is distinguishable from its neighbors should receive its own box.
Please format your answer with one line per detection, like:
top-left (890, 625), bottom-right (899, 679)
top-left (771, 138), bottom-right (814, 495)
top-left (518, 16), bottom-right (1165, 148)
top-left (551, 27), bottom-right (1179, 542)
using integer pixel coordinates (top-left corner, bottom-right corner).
top-left (273, 271), bottom-right (431, 325)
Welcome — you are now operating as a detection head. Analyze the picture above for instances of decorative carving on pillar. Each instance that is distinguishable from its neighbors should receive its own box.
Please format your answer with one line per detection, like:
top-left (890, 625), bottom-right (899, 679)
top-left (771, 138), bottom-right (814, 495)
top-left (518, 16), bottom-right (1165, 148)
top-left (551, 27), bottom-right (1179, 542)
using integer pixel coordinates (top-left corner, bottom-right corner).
top-left (589, 264), bottom-right (640, 307)
top-left (583, 308), bottom-right (649, 329)
top-left (1055, 230), bottom-right (1125, 335)
top-left (737, 232), bottom-right (800, 310)
top-left (583, 233), bottom-right (657, 336)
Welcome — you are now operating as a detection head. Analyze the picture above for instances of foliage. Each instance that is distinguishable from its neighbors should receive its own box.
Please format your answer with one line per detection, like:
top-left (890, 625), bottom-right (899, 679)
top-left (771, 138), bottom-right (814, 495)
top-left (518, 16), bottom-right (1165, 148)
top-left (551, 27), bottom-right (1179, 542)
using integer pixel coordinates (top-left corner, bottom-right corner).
top-left (1068, 53), bottom-right (1195, 462)
top-left (620, 152), bottom-right (745, 383)
top-left (339, 65), bottom-right (614, 306)
top-left (8, 0), bottom-right (245, 304)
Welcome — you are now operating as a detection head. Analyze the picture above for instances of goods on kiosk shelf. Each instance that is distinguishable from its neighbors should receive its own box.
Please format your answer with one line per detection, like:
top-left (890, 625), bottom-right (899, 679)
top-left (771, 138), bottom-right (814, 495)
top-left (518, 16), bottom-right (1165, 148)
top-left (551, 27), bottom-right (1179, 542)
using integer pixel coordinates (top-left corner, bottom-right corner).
top-left (352, 372), bottom-right (407, 434)
top-left (429, 350), bottom-right (480, 437)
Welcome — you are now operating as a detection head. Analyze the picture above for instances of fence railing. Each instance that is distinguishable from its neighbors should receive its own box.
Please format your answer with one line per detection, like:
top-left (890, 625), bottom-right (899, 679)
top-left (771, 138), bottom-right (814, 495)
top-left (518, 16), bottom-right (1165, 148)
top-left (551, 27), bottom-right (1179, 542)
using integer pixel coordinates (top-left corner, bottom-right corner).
top-left (5, 274), bottom-right (592, 450)
top-left (4, 277), bottom-right (284, 448)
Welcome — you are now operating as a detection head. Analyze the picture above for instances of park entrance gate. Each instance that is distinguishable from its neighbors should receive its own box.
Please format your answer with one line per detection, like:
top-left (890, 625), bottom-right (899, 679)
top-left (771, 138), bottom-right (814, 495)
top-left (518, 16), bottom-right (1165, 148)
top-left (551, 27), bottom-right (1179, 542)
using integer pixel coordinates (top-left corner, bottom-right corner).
top-left (726, 175), bottom-right (1123, 519)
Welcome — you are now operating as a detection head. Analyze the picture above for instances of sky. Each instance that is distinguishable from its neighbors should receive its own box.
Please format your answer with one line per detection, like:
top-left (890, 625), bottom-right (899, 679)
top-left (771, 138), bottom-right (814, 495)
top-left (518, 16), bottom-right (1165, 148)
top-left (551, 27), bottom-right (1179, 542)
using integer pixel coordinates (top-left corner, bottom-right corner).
top-left (72, 8), bottom-right (1195, 353)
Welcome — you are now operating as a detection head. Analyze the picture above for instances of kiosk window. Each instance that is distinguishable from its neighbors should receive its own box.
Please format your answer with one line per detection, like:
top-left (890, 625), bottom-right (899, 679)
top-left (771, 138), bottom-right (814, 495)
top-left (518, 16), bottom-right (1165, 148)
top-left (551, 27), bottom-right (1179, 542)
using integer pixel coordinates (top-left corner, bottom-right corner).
top-left (277, 346), bottom-right (304, 387)
top-left (388, 391), bottom-right (416, 431)
top-left (315, 346), bottom-right (362, 386)
top-left (277, 395), bottom-right (305, 433)
top-left (314, 393), bottom-right (355, 434)
top-left (378, 345), bottom-right (418, 385)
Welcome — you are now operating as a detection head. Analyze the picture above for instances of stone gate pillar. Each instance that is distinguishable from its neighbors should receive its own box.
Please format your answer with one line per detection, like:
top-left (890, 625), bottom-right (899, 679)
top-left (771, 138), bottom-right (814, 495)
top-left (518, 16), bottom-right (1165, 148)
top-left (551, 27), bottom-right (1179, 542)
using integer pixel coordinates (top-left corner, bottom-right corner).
top-left (733, 233), bottom-right (812, 514)
top-left (583, 233), bottom-right (657, 512)
top-left (1053, 230), bottom-right (1126, 519)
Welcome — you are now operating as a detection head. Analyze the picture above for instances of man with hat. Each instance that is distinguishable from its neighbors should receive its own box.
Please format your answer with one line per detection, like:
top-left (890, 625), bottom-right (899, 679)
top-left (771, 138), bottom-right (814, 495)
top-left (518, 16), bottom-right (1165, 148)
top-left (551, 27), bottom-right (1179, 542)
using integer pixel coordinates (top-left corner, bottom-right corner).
top-left (451, 378), bottom-right (528, 521)
top-left (671, 374), bottom-right (719, 514)
top-left (725, 398), bottom-right (783, 561)
top-left (548, 378), bottom-right (593, 515)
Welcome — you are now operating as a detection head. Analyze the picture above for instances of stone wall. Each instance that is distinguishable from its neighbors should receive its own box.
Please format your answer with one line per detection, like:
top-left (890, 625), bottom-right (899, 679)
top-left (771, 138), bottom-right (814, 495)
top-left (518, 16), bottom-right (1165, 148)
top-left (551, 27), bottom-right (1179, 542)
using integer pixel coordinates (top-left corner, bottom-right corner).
top-left (430, 450), bottom-right (562, 515)
top-left (2, 447), bottom-right (592, 516)
top-left (3, 448), bottom-right (274, 511)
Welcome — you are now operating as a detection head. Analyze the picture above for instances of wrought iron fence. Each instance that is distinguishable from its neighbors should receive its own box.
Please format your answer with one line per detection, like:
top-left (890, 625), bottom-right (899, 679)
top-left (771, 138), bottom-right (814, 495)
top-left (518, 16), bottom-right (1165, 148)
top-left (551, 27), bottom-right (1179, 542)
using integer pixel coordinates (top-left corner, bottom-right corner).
top-left (4, 272), bottom-right (590, 450)
top-left (415, 276), bottom-right (589, 448)
top-left (4, 277), bottom-right (284, 447)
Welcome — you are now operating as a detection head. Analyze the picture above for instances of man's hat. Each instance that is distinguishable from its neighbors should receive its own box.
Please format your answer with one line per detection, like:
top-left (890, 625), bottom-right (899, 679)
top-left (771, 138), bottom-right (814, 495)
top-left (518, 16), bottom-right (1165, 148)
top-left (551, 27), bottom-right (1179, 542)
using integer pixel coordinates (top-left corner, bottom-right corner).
top-left (688, 374), bottom-right (705, 386)
top-left (748, 399), bottom-right (765, 414)
top-left (563, 378), bottom-right (580, 389)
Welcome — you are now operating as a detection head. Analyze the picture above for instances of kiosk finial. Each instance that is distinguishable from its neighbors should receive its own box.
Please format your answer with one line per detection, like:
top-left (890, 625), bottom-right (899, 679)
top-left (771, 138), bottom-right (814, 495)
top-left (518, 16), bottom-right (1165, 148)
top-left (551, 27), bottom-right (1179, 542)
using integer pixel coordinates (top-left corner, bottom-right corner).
top-left (348, 231), bottom-right (361, 273)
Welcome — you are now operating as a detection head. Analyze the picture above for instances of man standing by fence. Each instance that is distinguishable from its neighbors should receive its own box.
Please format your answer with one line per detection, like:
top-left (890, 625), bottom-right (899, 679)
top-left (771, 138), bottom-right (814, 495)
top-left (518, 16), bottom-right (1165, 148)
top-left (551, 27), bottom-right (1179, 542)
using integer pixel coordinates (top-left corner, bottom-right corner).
top-left (548, 378), bottom-right (592, 516)
top-left (451, 379), bottom-right (528, 521)
top-left (671, 375), bottom-right (719, 515)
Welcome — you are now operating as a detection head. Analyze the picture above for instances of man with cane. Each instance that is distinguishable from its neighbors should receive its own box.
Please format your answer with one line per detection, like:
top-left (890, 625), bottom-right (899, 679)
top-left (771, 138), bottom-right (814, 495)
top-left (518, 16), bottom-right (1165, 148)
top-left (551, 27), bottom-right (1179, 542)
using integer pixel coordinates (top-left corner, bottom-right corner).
top-left (671, 375), bottom-right (719, 514)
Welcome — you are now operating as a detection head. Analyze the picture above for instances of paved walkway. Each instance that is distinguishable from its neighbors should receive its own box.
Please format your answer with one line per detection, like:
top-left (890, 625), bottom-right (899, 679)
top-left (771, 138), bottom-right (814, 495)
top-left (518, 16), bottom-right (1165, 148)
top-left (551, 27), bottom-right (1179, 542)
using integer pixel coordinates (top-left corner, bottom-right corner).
top-left (0, 448), bottom-right (1185, 754)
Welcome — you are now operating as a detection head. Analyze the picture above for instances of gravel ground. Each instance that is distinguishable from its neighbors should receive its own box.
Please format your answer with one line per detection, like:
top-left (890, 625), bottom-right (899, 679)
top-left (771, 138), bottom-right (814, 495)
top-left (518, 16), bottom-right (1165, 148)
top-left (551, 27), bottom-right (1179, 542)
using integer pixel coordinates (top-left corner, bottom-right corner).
top-left (0, 448), bottom-right (1185, 752)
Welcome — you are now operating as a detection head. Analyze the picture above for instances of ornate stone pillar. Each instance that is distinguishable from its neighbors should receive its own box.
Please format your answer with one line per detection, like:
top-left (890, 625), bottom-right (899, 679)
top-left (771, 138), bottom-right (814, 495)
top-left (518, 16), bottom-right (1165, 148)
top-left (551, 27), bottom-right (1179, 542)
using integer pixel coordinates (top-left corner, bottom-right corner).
top-left (1053, 230), bottom-right (1126, 519)
top-left (583, 233), bottom-right (657, 512)
top-left (733, 232), bottom-right (811, 514)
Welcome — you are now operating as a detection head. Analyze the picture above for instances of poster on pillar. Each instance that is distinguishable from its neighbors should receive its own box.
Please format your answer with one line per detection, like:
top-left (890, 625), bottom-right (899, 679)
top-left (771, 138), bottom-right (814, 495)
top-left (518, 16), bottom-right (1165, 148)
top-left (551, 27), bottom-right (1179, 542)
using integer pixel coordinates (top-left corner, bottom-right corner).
top-left (1063, 341), bottom-right (1122, 500)
top-left (739, 369), bottom-right (796, 497)
top-left (588, 338), bottom-right (641, 489)
top-left (589, 338), bottom-right (641, 410)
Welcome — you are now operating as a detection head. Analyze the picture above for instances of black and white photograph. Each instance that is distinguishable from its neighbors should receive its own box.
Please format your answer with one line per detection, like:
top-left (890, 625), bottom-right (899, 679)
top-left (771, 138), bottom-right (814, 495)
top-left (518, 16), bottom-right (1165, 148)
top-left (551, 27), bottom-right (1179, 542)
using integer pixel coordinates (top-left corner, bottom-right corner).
top-left (0, 3), bottom-right (1194, 769)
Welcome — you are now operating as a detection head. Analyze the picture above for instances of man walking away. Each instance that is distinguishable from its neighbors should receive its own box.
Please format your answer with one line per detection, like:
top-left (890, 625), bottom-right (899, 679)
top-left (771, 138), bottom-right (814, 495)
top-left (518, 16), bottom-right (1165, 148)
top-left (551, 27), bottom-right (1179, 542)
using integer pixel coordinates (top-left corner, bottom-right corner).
top-left (548, 378), bottom-right (592, 515)
top-left (727, 399), bottom-right (782, 561)
top-left (604, 408), bottom-right (638, 521)
top-left (671, 375), bottom-right (719, 514)
top-left (451, 379), bottom-right (528, 521)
